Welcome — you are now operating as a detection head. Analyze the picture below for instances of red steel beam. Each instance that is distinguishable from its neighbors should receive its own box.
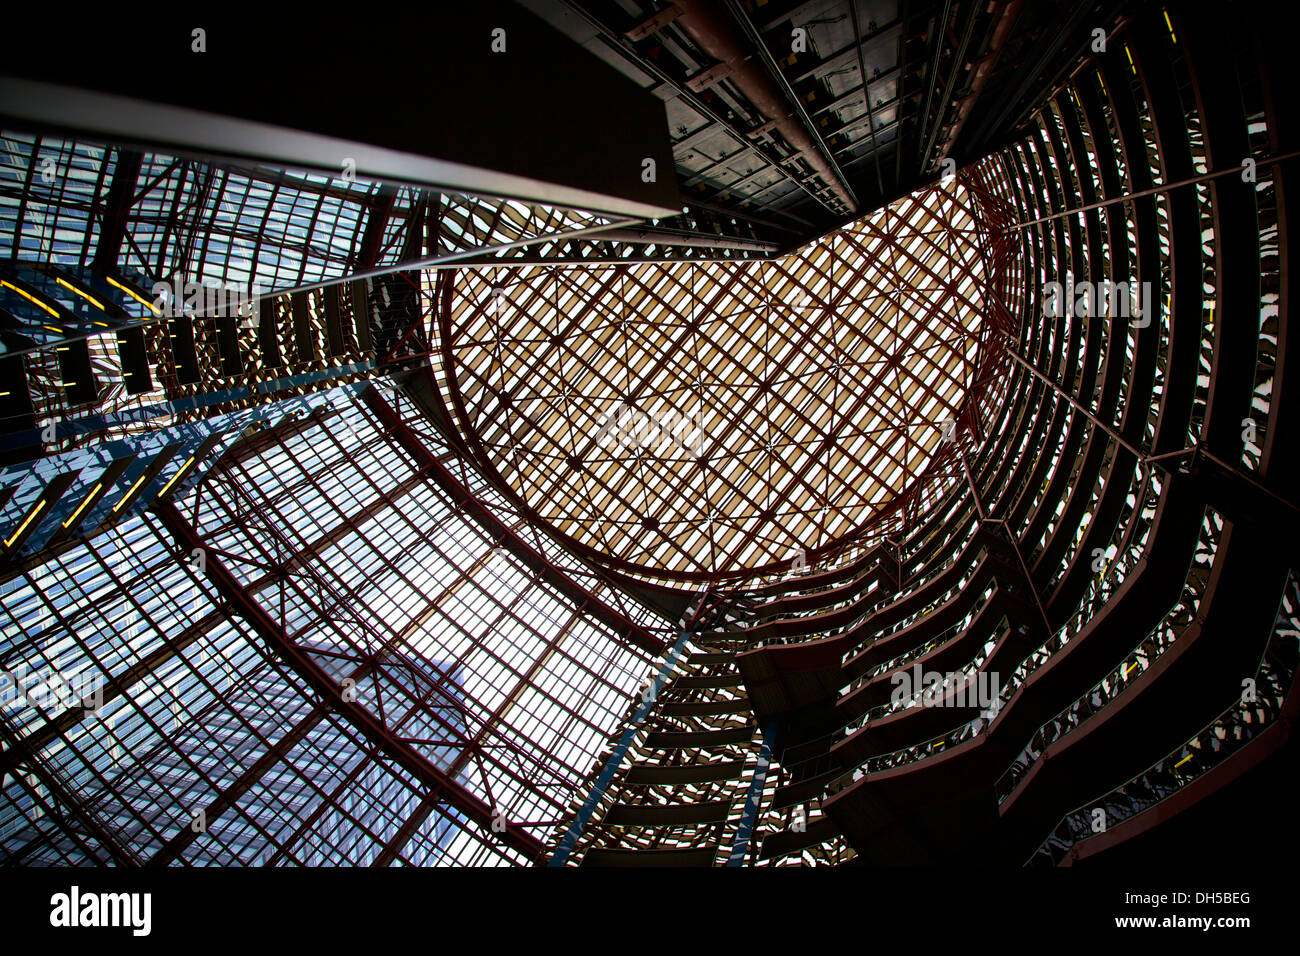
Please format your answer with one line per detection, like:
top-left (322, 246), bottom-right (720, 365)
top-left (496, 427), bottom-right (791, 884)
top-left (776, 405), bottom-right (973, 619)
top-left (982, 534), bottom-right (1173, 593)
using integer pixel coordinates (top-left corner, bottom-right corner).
top-left (361, 387), bottom-right (665, 655)
top-left (151, 497), bottom-right (546, 862)
top-left (671, 0), bottom-right (855, 211)
top-left (146, 695), bottom-right (335, 866)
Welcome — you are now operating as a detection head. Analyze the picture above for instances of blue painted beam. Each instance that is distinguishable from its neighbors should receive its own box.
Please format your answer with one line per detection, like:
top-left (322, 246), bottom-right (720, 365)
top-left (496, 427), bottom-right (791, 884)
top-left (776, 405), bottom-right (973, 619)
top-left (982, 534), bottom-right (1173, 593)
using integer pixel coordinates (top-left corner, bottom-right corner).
top-left (547, 627), bottom-right (694, 867)
top-left (725, 719), bottom-right (777, 866)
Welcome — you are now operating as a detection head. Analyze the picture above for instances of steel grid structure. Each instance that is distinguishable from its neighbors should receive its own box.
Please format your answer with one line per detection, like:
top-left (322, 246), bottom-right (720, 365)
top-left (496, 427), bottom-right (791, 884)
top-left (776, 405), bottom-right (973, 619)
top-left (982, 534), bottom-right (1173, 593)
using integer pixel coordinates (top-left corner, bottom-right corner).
top-left (438, 175), bottom-right (1014, 582)
top-left (708, 2), bottom-right (1300, 866)
top-left (0, 129), bottom-right (646, 464)
top-left (0, 130), bottom-right (625, 294)
top-left (1, 0), bottom-right (1296, 872)
top-left (1, 386), bottom-right (667, 865)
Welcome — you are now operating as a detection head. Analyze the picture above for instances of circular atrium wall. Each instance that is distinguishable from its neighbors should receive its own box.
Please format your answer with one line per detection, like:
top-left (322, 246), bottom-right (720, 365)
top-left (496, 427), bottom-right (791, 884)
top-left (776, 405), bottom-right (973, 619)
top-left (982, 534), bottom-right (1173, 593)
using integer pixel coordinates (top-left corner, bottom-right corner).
top-left (440, 178), bottom-right (1013, 580)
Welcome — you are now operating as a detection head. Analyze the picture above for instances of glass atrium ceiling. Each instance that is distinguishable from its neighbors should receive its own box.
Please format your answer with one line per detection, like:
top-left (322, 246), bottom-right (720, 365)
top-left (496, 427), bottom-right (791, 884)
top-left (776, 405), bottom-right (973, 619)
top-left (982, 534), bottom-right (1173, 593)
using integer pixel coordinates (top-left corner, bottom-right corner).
top-left (440, 178), bottom-right (1004, 579)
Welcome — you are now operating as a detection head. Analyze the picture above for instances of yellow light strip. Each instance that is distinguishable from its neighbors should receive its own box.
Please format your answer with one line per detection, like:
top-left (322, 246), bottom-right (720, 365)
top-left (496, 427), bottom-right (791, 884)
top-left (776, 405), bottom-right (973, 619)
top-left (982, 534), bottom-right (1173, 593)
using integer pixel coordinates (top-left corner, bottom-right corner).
top-left (61, 482), bottom-right (103, 529)
top-left (104, 275), bottom-right (161, 315)
top-left (156, 456), bottom-right (196, 497)
top-left (2, 280), bottom-right (60, 318)
top-left (112, 471), bottom-right (152, 513)
top-left (55, 277), bottom-right (107, 312)
top-left (1163, 9), bottom-right (1177, 43)
top-left (4, 498), bottom-right (47, 548)
top-left (1174, 752), bottom-right (1192, 768)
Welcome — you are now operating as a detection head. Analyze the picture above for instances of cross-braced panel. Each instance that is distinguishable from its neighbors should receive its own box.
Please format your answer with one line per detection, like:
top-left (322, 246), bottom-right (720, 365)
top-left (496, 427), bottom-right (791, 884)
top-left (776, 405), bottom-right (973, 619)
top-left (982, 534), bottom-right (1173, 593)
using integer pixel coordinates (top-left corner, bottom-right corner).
top-left (441, 178), bottom-right (1002, 579)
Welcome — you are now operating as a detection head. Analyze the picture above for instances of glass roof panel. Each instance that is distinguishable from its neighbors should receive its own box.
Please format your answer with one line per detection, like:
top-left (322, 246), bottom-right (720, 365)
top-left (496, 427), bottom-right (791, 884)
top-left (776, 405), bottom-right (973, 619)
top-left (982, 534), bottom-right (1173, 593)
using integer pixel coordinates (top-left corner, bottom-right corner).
top-left (441, 178), bottom-right (1000, 578)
